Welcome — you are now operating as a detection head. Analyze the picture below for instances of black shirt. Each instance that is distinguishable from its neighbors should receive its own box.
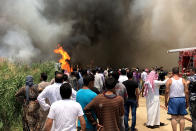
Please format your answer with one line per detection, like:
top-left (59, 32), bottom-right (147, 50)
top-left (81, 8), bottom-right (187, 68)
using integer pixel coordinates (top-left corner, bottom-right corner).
top-left (123, 80), bottom-right (138, 100)
top-left (90, 87), bottom-right (100, 94)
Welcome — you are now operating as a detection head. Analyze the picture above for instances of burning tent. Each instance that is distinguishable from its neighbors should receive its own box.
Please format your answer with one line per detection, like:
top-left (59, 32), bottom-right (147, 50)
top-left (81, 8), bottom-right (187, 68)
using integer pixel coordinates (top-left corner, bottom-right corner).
top-left (167, 47), bottom-right (196, 73)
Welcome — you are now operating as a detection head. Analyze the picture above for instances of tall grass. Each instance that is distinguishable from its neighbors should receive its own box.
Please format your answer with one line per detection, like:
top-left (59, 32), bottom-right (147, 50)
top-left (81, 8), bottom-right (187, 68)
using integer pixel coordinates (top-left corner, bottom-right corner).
top-left (0, 60), bottom-right (56, 130)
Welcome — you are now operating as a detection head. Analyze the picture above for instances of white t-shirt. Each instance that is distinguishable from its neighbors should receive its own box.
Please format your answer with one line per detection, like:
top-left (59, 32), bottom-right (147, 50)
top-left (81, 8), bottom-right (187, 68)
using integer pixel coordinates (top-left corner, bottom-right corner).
top-left (94, 73), bottom-right (103, 91)
top-left (141, 72), bottom-right (147, 81)
top-left (48, 99), bottom-right (84, 131)
top-left (118, 75), bottom-right (128, 83)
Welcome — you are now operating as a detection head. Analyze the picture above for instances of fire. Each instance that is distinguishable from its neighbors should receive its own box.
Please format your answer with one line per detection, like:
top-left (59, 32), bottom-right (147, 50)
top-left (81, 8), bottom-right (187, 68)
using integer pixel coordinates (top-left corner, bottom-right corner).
top-left (54, 45), bottom-right (73, 73)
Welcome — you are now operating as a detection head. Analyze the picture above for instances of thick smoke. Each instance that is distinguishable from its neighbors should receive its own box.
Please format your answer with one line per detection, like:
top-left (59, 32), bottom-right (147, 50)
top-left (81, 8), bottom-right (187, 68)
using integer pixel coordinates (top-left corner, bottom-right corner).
top-left (41, 0), bottom-right (132, 67)
top-left (0, 0), bottom-right (71, 62)
top-left (130, 0), bottom-right (196, 69)
top-left (0, 0), bottom-right (196, 69)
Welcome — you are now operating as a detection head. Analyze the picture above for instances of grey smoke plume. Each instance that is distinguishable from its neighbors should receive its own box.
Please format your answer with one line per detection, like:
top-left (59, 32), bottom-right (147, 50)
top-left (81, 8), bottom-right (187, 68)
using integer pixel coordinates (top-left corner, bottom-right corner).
top-left (129, 0), bottom-right (196, 68)
top-left (41, 0), bottom-right (132, 67)
top-left (0, 0), bottom-right (71, 62)
top-left (0, 0), bottom-right (196, 68)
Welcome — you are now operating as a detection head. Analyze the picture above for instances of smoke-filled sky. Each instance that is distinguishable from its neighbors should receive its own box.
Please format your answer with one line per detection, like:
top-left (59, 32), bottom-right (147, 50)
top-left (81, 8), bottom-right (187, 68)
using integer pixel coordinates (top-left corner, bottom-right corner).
top-left (0, 0), bottom-right (195, 69)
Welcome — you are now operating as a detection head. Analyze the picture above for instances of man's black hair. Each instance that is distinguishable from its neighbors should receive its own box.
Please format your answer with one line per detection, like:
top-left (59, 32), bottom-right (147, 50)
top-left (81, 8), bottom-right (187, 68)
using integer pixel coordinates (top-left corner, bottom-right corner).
top-left (55, 71), bottom-right (59, 75)
top-left (92, 69), bottom-right (97, 75)
top-left (112, 71), bottom-right (119, 81)
top-left (75, 72), bottom-right (80, 80)
top-left (41, 73), bottom-right (48, 81)
top-left (121, 69), bottom-right (126, 75)
top-left (172, 67), bottom-right (179, 74)
top-left (127, 72), bottom-right (133, 79)
top-left (73, 68), bottom-right (77, 72)
top-left (55, 71), bottom-right (63, 83)
top-left (105, 77), bottom-right (117, 90)
top-left (98, 68), bottom-right (104, 73)
top-left (83, 74), bottom-right (95, 86)
top-left (81, 69), bottom-right (87, 76)
top-left (60, 83), bottom-right (72, 99)
top-left (63, 74), bottom-right (68, 81)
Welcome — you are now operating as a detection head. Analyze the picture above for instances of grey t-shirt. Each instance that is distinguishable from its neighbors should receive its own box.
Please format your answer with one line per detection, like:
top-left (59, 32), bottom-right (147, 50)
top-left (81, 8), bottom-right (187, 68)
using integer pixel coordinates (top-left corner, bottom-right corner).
top-left (115, 82), bottom-right (128, 102)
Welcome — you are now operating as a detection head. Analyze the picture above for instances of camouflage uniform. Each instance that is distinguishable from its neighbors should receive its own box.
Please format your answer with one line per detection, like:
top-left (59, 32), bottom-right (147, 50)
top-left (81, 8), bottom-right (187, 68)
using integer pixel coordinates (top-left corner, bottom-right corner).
top-left (187, 74), bottom-right (196, 115)
top-left (187, 74), bottom-right (196, 131)
top-left (37, 81), bottom-right (50, 131)
top-left (15, 84), bottom-right (40, 131)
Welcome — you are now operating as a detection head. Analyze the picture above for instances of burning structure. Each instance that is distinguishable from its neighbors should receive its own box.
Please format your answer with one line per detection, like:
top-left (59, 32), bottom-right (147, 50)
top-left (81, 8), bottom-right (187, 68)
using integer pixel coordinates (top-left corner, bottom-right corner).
top-left (54, 45), bottom-right (72, 73)
top-left (168, 47), bottom-right (196, 73)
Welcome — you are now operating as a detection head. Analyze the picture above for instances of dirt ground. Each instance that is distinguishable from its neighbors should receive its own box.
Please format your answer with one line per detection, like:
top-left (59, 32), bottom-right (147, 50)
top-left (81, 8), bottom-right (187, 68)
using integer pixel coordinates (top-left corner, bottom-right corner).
top-left (129, 96), bottom-right (192, 131)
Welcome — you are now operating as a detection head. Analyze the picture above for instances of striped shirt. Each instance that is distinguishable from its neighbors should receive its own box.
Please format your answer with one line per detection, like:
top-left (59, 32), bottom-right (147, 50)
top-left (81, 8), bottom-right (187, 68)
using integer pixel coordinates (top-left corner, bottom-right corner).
top-left (84, 94), bottom-right (124, 131)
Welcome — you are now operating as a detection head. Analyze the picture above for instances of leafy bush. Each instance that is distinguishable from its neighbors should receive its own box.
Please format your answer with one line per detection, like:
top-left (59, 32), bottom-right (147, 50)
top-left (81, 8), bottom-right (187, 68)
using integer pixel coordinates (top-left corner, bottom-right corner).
top-left (0, 60), bottom-right (56, 130)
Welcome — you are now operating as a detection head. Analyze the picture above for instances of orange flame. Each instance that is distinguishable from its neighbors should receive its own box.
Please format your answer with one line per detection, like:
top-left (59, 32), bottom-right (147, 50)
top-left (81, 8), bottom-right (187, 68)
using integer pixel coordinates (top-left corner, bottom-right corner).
top-left (54, 45), bottom-right (73, 73)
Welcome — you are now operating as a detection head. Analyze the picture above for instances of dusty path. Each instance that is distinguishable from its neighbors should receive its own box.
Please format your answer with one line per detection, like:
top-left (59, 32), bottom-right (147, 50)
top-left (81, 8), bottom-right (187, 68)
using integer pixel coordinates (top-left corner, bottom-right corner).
top-left (128, 96), bottom-right (192, 131)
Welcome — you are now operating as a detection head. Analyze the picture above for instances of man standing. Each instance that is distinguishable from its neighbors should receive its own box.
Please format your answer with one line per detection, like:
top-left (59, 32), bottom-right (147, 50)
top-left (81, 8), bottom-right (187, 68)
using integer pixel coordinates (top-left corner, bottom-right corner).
top-left (84, 77), bottom-right (124, 131)
top-left (15, 76), bottom-right (40, 131)
top-left (37, 73), bottom-right (51, 130)
top-left (38, 73), bottom-right (50, 92)
top-left (44, 83), bottom-right (86, 131)
top-left (78, 69), bottom-right (87, 89)
top-left (38, 72), bottom-right (76, 111)
top-left (118, 69), bottom-right (128, 83)
top-left (132, 68), bottom-right (140, 85)
top-left (93, 69), bottom-right (104, 92)
top-left (76, 74), bottom-right (97, 131)
top-left (165, 67), bottom-right (189, 131)
top-left (143, 70), bottom-right (168, 128)
top-left (98, 68), bottom-right (105, 87)
top-left (141, 69), bottom-right (149, 96)
top-left (158, 67), bottom-right (167, 95)
top-left (112, 71), bottom-right (128, 102)
top-left (123, 72), bottom-right (139, 131)
top-left (187, 68), bottom-right (196, 131)
top-left (68, 71), bottom-right (78, 91)
top-left (141, 69), bottom-right (148, 83)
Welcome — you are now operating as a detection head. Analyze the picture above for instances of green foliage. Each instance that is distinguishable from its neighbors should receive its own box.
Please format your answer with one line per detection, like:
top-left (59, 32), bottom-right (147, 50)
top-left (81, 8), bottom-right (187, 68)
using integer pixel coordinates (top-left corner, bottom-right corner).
top-left (0, 61), bottom-right (55, 130)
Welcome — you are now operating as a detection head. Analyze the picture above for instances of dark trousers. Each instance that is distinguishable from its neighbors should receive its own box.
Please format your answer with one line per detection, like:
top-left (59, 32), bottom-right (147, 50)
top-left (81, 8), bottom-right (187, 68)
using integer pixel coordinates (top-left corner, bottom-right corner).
top-left (77, 127), bottom-right (97, 131)
top-left (124, 100), bottom-right (137, 131)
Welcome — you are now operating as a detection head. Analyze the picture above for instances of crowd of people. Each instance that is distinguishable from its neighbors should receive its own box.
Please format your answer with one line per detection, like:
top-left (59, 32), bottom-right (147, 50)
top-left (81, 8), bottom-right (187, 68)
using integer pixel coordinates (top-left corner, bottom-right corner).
top-left (15, 66), bottom-right (196, 131)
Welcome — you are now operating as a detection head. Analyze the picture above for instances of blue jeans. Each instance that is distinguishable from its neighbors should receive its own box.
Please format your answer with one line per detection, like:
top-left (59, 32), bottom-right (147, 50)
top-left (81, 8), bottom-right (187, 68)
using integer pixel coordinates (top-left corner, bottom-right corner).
top-left (124, 99), bottom-right (137, 131)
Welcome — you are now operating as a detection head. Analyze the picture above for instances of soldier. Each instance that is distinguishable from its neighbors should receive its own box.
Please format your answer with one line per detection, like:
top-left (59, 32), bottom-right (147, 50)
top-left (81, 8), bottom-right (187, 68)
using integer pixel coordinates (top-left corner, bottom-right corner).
top-left (187, 68), bottom-right (196, 131)
top-left (15, 75), bottom-right (40, 131)
top-left (37, 73), bottom-right (50, 130)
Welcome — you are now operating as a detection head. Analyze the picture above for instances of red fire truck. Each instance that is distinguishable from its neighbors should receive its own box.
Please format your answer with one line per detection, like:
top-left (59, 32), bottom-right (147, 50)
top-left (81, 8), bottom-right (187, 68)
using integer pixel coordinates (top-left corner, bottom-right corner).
top-left (167, 47), bottom-right (196, 73)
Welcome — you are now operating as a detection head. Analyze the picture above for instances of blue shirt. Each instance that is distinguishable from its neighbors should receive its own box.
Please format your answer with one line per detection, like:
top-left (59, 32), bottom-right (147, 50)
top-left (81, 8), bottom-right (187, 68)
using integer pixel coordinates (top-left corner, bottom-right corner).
top-left (76, 89), bottom-right (97, 129)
